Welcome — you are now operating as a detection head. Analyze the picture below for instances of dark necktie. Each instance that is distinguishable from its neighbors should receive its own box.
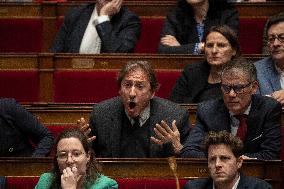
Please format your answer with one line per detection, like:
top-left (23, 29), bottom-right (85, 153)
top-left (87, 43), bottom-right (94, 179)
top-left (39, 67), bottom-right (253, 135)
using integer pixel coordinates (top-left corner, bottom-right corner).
top-left (235, 114), bottom-right (248, 141)
top-left (133, 116), bottom-right (140, 129)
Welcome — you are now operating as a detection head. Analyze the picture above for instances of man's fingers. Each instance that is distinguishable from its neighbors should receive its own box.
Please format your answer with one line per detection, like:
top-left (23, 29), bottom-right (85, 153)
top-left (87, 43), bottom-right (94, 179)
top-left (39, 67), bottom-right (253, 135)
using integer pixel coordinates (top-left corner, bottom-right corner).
top-left (114, 0), bottom-right (122, 7)
top-left (280, 99), bottom-right (284, 105)
top-left (161, 120), bottom-right (173, 134)
top-left (171, 120), bottom-right (178, 132)
top-left (81, 123), bottom-right (89, 129)
top-left (87, 136), bottom-right (96, 143)
top-left (154, 126), bottom-right (166, 140)
top-left (85, 128), bottom-right (91, 136)
top-left (150, 136), bottom-right (163, 145)
top-left (155, 123), bottom-right (169, 137)
top-left (77, 117), bottom-right (86, 124)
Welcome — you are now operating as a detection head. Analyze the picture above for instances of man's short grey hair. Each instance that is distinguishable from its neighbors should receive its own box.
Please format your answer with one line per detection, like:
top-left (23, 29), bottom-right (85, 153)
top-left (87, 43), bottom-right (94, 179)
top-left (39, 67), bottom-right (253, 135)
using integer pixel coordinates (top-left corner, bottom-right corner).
top-left (221, 57), bottom-right (257, 83)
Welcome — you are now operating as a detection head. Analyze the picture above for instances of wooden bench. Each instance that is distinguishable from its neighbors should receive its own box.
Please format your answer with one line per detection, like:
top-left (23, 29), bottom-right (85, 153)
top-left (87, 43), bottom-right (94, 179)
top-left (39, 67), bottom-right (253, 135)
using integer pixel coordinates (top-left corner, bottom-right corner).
top-left (0, 53), bottom-right (265, 102)
top-left (0, 2), bottom-right (283, 53)
top-left (0, 157), bottom-right (282, 189)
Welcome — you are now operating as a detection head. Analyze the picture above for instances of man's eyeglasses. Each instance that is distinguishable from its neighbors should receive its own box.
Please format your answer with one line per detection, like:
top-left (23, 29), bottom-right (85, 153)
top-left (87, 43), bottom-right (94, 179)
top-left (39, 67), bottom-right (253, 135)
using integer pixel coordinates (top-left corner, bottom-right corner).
top-left (268, 33), bottom-right (284, 44)
top-left (57, 150), bottom-right (85, 161)
top-left (221, 82), bottom-right (252, 94)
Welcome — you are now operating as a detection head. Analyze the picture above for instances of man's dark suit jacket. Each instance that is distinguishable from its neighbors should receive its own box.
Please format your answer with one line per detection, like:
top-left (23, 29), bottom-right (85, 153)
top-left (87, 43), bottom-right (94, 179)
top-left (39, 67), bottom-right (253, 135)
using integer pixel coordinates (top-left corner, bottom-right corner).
top-left (170, 61), bottom-right (222, 103)
top-left (0, 98), bottom-right (54, 157)
top-left (181, 95), bottom-right (282, 160)
top-left (183, 173), bottom-right (272, 189)
top-left (158, 0), bottom-right (239, 54)
top-left (50, 3), bottom-right (141, 53)
top-left (89, 96), bottom-right (190, 157)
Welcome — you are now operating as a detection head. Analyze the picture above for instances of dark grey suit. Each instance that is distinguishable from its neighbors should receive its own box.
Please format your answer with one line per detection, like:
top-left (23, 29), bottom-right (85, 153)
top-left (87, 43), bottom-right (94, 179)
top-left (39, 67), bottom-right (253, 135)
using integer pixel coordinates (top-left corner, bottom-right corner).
top-left (183, 173), bottom-right (272, 189)
top-left (50, 3), bottom-right (141, 53)
top-left (0, 98), bottom-right (54, 157)
top-left (89, 96), bottom-right (190, 157)
top-left (181, 95), bottom-right (282, 160)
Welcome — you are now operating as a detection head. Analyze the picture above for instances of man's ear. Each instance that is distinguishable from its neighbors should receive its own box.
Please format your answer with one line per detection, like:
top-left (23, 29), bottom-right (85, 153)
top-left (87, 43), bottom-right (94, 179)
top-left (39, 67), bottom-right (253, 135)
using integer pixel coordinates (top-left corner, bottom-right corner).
top-left (252, 80), bottom-right (259, 94)
top-left (118, 88), bottom-right (122, 96)
top-left (237, 156), bottom-right (243, 170)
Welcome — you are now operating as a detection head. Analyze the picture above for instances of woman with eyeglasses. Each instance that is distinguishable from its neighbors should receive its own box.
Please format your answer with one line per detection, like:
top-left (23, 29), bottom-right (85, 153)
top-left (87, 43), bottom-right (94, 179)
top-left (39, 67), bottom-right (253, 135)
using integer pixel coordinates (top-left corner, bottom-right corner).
top-left (170, 25), bottom-right (241, 103)
top-left (35, 128), bottom-right (118, 189)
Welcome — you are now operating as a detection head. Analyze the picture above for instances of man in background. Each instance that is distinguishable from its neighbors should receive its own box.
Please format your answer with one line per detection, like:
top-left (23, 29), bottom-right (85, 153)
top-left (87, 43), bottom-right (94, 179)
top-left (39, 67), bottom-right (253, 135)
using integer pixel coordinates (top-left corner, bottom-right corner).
top-left (181, 58), bottom-right (282, 160)
top-left (255, 12), bottom-right (284, 105)
top-left (51, 0), bottom-right (141, 53)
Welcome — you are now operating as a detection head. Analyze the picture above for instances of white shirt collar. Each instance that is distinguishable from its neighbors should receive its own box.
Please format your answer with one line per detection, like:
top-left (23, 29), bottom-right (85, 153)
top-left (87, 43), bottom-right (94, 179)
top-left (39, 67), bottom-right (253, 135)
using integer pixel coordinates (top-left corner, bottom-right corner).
top-left (275, 63), bottom-right (284, 89)
top-left (213, 173), bottom-right (240, 189)
top-left (229, 103), bottom-right (251, 117)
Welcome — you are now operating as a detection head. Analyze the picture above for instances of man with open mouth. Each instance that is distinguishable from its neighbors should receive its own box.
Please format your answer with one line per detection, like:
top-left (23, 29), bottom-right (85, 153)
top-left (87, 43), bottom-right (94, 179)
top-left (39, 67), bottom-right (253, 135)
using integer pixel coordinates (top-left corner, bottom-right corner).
top-left (78, 60), bottom-right (190, 158)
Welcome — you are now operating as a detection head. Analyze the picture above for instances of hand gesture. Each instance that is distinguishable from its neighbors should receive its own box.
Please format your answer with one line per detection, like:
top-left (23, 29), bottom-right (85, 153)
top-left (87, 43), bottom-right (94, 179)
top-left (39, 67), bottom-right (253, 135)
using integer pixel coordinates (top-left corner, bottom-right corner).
top-left (61, 167), bottom-right (82, 189)
top-left (150, 120), bottom-right (183, 154)
top-left (240, 155), bottom-right (257, 160)
top-left (99, 0), bottom-right (123, 16)
top-left (271, 90), bottom-right (284, 106)
top-left (77, 117), bottom-right (96, 143)
top-left (160, 35), bottom-right (181, 47)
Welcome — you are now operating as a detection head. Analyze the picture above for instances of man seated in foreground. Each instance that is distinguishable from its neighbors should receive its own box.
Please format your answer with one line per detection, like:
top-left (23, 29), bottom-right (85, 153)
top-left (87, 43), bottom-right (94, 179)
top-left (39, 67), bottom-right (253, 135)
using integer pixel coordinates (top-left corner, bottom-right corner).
top-left (181, 57), bottom-right (282, 160)
top-left (184, 131), bottom-right (272, 189)
top-left (79, 60), bottom-right (190, 157)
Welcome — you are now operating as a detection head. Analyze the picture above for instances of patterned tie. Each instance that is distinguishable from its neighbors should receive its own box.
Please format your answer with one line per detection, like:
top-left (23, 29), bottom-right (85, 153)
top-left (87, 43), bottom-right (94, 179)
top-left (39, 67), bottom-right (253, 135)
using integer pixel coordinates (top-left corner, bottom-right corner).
top-left (235, 114), bottom-right (248, 141)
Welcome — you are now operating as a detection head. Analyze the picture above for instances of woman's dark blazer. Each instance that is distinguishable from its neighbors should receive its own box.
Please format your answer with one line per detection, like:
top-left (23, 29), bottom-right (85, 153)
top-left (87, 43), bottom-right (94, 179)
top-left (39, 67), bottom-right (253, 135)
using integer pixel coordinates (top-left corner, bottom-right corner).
top-left (170, 61), bottom-right (212, 103)
top-left (158, 0), bottom-right (239, 54)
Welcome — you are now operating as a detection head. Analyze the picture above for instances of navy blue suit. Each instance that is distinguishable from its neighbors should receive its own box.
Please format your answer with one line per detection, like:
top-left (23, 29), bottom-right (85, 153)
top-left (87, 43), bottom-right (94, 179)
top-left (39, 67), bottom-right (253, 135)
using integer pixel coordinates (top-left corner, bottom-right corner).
top-left (51, 3), bottom-right (141, 53)
top-left (0, 98), bottom-right (54, 157)
top-left (184, 173), bottom-right (272, 189)
top-left (181, 95), bottom-right (282, 160)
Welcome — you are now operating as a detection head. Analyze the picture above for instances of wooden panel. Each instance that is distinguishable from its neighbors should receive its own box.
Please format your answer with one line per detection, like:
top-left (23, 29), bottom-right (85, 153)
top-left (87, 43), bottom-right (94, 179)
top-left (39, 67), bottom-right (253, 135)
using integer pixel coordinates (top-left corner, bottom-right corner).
top-left (0, 54), bottom-right (264, 71)
top-left (22, 103), bottom-right (284, 126)
top-left (1, 2), bottom-right (283, 53)
top-left (0, 53), bottom-right (268, 103)
top-left (0, 3), bottom-right (41, 18)
top-left (0, 54), bottom-right (39, 69)
top-left (0, 158), bottom-right (281, 188)
top-left (0, 2), bottom-right (283, 18)
top-left (55, 1), bottom-right (284, 18)
top-left (53, 54), bottom-right (203, 70)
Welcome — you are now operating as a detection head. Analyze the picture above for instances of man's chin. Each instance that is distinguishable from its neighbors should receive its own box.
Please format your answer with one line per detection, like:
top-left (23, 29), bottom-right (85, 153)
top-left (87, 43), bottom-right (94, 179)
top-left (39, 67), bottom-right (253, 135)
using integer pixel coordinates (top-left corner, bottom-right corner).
top-left (227, 106), bottom-right (241, 115)
top-left (213, 176), bottom-right (228, 184)
top-left (272, 53), bottom-right (284, 62)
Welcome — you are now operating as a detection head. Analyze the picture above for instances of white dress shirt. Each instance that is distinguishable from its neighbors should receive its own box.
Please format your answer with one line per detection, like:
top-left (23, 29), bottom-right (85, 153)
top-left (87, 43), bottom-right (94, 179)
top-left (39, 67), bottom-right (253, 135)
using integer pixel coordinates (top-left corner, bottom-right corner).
top-left (275, 64), bottom-right (284, 89)
top-left (79, 6), bottom-right (110, 54)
